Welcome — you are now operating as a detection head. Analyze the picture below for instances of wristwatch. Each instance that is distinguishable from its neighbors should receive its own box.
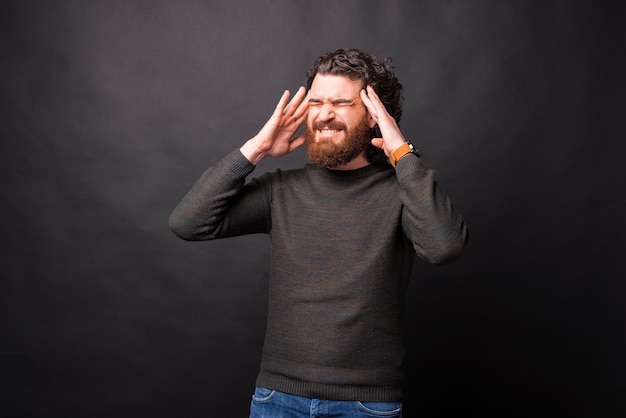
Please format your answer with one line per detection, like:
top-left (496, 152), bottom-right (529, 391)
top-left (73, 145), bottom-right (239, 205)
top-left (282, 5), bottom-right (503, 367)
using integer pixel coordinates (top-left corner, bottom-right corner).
top-left (389, 141), bottom-right (419, 168)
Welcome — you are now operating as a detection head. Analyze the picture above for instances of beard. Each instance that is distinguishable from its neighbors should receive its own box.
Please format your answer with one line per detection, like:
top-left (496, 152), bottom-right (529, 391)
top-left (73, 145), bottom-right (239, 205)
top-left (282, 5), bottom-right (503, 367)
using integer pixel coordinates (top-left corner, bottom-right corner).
top-left (304, 119), bottom-right (372, 168)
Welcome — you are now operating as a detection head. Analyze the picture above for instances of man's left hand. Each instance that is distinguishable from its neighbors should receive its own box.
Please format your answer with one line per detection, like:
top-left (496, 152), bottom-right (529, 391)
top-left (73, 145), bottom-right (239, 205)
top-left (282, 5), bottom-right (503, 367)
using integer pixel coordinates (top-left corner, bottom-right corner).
top-left (360, 85), bottom-right (408, 157)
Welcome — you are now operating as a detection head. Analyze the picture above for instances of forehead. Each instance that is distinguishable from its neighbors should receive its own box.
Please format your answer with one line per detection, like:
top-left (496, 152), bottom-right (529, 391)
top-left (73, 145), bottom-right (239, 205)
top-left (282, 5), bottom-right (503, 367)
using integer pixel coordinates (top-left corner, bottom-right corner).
top-left (309, 74), bottom-right (362, 100)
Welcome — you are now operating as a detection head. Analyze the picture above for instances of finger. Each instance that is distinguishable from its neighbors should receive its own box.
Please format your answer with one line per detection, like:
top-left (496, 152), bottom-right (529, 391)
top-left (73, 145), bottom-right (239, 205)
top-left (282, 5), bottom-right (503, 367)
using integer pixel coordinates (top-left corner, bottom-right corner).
top-left (366, 85), bottom-right (386, 113)
top-left (283, 86), bottom-right (306, 115)
top-left (360, 89), bottom-right (378, 121)
top-left (293, 109), bottom-right (308, 127)
top-left (273, 90), bottom-right (291, 117)
top-left (292, 89), bottom-right (310, 120)
top-left (292, 86), bottom-right (307, 104)
top-left (288, 135), bottom-right (306, 152)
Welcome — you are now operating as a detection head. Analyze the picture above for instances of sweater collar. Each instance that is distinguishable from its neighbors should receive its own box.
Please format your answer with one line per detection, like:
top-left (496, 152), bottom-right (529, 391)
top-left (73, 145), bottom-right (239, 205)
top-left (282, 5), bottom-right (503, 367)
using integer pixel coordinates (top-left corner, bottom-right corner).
top-left (308, 162), bottom-right (391, 179)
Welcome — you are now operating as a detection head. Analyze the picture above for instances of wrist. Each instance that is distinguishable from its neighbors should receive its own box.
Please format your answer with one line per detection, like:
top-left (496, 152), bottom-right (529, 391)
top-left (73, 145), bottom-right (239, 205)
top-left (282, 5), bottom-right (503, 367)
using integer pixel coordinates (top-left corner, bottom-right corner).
top-left (240, 138), bottom-right (267, 165)
top-left (389, 141), bottom-right (419, 168)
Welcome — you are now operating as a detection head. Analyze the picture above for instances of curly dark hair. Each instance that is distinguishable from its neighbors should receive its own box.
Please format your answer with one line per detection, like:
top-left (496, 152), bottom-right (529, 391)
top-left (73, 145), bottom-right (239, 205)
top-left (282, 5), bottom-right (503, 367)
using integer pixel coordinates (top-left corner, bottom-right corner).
top-left (306, 49), bottom-right (404, 164)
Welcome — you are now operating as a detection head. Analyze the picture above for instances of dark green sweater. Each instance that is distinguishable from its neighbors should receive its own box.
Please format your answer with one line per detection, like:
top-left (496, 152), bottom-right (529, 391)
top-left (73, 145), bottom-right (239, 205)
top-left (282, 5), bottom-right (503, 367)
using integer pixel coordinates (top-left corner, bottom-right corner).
top-left (170, 149), bottom-right (468, 401)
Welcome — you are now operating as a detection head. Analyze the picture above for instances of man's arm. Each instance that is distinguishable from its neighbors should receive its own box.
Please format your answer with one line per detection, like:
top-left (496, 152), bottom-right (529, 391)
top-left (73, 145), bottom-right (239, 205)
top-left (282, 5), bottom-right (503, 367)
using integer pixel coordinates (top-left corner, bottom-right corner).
top-left (169, 150), bottom-right (264, 240)
top-left (361, 86), bottom-right (468, 263)
top-left (169, 87), bottom-right (309, 240)
top-left (395, 154), bottom-right (468, 264)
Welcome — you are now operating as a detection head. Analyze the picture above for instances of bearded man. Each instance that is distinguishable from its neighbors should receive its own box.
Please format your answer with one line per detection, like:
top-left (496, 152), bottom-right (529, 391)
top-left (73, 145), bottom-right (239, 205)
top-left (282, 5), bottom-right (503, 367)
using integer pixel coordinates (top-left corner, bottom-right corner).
top-left (170, 48), bottom-right (468, 418)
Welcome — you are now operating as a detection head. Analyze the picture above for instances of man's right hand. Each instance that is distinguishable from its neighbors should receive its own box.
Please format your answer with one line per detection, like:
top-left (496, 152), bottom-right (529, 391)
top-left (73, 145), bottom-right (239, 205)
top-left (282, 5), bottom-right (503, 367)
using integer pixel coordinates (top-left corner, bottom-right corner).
top-left (240, 86), bottom-right (309, 165)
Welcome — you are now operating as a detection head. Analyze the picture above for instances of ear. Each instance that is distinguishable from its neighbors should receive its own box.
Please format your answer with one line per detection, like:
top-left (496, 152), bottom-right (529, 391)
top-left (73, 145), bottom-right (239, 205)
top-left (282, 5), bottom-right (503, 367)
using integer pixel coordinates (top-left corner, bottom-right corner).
top-left (367, 114), bottom-right (377, 128)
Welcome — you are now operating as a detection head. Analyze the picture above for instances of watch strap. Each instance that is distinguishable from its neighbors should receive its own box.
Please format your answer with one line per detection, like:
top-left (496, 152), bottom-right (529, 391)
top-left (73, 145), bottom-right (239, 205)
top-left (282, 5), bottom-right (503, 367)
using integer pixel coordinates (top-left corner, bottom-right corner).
top-left (389, 142), bottom-right (418, 167)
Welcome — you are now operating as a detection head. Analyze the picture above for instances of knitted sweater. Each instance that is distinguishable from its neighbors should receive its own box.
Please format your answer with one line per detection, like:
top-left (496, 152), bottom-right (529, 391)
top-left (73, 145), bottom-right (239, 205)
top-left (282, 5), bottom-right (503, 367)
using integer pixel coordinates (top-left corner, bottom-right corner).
top-left (169, 149), bottom-right (468, 401)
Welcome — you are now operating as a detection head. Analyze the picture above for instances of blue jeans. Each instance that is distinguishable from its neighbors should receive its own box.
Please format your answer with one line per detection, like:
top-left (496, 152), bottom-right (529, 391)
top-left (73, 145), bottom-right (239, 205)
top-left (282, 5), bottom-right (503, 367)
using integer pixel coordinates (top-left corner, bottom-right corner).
top-left (249, 387), bottom-right (402, 418)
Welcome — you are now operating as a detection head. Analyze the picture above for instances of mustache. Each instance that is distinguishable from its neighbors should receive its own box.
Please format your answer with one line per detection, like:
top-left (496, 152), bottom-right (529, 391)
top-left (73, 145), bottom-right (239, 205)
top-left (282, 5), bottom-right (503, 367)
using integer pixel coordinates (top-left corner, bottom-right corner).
top-left (311, 121), bottom-right (347, 130)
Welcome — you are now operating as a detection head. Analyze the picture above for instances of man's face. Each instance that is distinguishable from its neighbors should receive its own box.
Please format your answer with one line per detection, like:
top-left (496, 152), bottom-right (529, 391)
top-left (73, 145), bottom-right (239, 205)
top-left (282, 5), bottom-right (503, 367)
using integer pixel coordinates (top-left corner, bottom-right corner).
top-left (304, 74), bottom-right (376, 168)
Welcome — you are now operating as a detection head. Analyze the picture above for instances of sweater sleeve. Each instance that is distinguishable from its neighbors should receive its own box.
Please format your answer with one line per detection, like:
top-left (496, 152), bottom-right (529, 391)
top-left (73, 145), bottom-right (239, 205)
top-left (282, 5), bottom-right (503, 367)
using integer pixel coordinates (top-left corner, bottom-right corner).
top-left (394, 153), bottom-right (469, 264)
top-left (169, 149), bottom-right (272, 241)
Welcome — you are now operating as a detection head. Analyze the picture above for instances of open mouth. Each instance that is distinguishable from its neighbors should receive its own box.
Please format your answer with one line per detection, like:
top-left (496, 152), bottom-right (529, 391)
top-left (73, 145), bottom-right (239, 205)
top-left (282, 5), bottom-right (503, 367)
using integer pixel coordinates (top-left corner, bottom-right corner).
top-left (318, 128), bottom-right (342, 134)
top-left (315, 128), bottom-right (344, 141)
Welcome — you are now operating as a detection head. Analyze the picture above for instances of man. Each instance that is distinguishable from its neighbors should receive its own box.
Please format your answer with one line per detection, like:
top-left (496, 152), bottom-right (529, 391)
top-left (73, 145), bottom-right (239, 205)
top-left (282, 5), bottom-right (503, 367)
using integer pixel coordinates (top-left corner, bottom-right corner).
top-left (170, 48), bottom-right (468, 418)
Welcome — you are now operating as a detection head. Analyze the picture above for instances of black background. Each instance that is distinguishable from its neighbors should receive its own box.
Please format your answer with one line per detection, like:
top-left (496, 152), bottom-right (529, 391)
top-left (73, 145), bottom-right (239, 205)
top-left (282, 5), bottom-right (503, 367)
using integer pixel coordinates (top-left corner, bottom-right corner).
top-left (2, 1), bottom-right (625, 417)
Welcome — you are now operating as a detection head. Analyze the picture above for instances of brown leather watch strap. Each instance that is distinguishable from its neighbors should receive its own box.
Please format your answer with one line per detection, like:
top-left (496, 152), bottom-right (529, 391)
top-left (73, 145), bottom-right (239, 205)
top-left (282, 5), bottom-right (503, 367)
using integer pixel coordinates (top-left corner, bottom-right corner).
top-left (389, 142), bottom-right (415, 168)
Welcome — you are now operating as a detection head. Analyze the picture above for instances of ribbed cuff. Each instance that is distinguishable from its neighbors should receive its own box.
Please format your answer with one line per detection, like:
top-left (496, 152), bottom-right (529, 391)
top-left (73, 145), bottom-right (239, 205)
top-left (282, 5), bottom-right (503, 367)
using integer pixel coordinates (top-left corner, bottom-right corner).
top-left (394, 152), bottom-right (428, 181)
top-left (211, 148), bottom-right (256, 181)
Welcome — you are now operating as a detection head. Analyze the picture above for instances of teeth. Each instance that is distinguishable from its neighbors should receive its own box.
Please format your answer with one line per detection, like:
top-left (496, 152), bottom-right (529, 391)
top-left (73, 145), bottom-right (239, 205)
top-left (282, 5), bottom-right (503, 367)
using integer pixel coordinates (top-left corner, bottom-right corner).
top-left (320, 129), bottom-right (340, 133)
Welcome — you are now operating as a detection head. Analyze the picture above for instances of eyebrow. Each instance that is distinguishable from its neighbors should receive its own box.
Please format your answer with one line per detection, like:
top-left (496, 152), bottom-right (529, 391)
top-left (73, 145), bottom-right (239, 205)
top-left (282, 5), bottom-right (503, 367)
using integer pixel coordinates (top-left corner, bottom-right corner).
top-left (308, 94), bottom-right (360, 105)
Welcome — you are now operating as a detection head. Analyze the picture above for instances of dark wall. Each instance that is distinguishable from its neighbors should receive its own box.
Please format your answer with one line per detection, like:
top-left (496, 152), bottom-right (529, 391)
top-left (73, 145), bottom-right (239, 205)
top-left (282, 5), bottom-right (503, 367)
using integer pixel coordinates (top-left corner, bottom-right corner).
top-left (2, 1), bottom-right (624, 417)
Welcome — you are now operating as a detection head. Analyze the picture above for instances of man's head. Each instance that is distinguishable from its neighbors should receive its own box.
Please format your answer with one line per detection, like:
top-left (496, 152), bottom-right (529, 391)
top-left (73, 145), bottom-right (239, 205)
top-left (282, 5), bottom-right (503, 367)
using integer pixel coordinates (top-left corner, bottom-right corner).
top-left (304, 49), bottom-right (404, 167)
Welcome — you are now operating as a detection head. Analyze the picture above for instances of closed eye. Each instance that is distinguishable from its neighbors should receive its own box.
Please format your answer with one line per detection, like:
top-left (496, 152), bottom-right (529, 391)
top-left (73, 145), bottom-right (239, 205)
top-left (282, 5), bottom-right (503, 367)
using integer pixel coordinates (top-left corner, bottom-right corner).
top-left (333, 100), bottom-right (355, 107)
top-left (308, 98), bottom-right (358, 107)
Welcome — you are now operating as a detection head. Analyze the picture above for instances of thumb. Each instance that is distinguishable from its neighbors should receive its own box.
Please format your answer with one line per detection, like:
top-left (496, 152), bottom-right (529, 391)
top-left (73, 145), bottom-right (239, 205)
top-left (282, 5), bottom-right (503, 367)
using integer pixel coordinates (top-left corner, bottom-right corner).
top-left (371, 138), bottom-right (384, 149)
top-left (289, 135), bottom-right (306, 152)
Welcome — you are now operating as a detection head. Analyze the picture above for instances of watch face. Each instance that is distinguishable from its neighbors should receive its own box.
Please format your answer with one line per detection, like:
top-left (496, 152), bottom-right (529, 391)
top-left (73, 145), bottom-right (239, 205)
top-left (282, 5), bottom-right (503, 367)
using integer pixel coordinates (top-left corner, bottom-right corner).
top-left (406, 142), bottom-right (420, 157)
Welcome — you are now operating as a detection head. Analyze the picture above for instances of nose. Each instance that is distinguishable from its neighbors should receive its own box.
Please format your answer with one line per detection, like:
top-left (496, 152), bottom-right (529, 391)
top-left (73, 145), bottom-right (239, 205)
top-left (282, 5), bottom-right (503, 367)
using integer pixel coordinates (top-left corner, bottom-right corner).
top-left (317, 103), bottom-right (335, 122)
